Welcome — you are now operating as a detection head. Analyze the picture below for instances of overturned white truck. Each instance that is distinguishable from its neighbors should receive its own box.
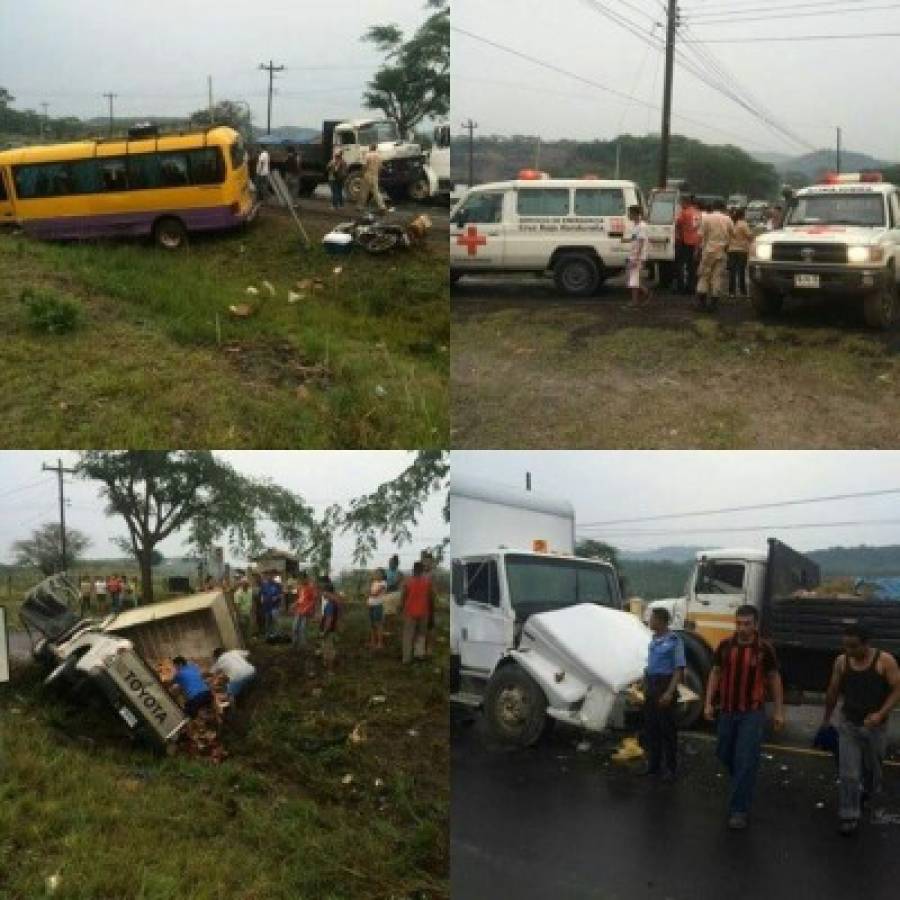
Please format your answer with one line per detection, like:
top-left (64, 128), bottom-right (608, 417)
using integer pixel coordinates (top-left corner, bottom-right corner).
top-left (19, 576), bottom-right (244, 748)
top-left (450, 475), bottom-right (652, 746)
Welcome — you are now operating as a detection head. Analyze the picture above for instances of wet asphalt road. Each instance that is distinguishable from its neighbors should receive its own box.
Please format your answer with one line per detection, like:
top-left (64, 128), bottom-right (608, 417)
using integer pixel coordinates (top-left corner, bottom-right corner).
top-left (451, 706), bottom-right (900, 900)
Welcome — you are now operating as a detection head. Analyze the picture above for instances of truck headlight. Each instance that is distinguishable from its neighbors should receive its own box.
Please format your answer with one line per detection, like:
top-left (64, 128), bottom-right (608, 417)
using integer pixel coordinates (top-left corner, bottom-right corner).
top-left (847, 246), bottom-right (869, 264)
top-left (754, 243), bottom-right (772, 261)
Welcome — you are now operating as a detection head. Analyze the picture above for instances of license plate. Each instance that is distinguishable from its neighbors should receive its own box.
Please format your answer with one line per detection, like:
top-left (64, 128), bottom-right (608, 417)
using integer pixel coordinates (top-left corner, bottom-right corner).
top-left (119, 706), bottom-right (138, 728)
top-left (794, 273), bottom-right (819, 289)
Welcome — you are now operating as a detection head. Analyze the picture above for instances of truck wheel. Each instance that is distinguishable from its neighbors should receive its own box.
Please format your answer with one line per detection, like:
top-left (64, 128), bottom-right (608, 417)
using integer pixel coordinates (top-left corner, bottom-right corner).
top-left (750, 282), bottom-right (783, 316)
top-left (299, 180), bottom-right (318, 198)
top-left (553, 253), bottom-right (601, 297)
top-left (408, 177), bottom-right (430, 203)
top-left (450, 271), bottom-right (462, 285)
top-left (672, 664), bottom-right (706, 730)
top-left (863, 272), bottom-right (897, 330)
top-left (153, 217), bottom-right (187, 250)
top-left (484, 665), bottom-right (548, 747)
top-left (344, 171), bottom-right (364, 204)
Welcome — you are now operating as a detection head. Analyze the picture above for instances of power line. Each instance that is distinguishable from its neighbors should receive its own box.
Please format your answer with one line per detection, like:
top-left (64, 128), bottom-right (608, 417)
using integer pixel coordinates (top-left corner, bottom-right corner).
top-left (685, 0), bottom-right (884, 12)
top-left (583, 518), bottom-right (900, 536)
top-left (683, 31), bottom-right (900, 41)
top-left (580, 487), bottom-right (900, 528)
top-left (0, 477), bottom-right (53, 503)
top-left (687, 2), bottom-right (900, 22)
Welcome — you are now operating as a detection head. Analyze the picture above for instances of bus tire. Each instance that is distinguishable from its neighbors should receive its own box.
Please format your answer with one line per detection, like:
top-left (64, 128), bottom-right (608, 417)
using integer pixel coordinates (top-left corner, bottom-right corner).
top-left (153, 217), bottom-right (187, 250)
top-left (750, 282), bottom-right (783, 317)
top-left (553, 252), bottom-right (601, 297)
top-left (484, 665), bottom-right (548, 747)
top-left (863, 267), bottom-right (896, 330)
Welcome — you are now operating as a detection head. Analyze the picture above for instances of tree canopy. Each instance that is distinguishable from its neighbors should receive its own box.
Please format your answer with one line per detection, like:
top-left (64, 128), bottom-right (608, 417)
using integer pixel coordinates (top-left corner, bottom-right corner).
top-left (574, 539), bottom-right (621, 571)
top-left (77, 451), bottom-right (448, 603)
top-left (12, 523), bottom-right (91, 576)
top-left (361, 0), bottom-right (449, 133)
top-left (188, 100), bottom-right (253, 139)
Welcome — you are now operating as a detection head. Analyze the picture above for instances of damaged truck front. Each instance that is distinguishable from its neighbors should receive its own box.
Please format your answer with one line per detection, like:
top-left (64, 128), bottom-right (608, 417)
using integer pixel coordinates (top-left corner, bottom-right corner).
top-left (449, 475), bottom-right (651, 746)
top-left (20, 576), bottom-right (188, 747)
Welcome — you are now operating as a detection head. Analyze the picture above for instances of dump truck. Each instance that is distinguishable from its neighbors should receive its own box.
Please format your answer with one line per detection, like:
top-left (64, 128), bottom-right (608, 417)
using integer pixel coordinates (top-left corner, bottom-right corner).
top-left (646, 538), bottom-right (900, 728)
top-left (18, 576), bottom-right (244, 748)
top-left (450, 475), bottom-right (656, 746)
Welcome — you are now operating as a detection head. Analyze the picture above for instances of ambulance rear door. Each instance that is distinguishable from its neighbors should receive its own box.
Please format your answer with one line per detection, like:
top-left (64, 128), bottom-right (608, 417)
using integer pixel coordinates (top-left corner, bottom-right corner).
top-left (646, 188), bottom-right (678, 262)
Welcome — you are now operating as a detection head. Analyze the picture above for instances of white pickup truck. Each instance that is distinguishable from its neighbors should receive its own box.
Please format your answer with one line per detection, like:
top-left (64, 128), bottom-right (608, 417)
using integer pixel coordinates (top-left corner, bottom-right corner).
top-left (749, 173), bottom-right (900, 329)
top-left (450, 475), bottom-right (652, 746)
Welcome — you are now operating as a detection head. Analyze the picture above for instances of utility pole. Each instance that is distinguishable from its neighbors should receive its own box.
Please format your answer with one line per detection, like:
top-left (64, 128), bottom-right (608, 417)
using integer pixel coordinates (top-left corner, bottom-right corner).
top-left (657, 0), bottom-right (680, 188)
top-left (836, 126), bottom-right (842, 174)
top-left (40, 102), bottom-right (49, 138)
top-left (102, 92), bottom-right (117, 137)
top-left (258, 60), bottom-right (285, 135)
top-left (41, 459), bottom-right (76, 573)
top-left (208, 75), bottom-right (214, 125)
top-left (461, 118), bottom-right (478, 187)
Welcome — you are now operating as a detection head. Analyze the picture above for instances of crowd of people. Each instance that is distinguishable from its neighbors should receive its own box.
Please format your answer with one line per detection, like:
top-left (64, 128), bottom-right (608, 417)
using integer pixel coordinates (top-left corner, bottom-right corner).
top-left (78, 573), bottom-right (140, 614)
top-left (641, 605), bottom-right (900, 836)
top-left (626, 195), bottom-right (786, 310)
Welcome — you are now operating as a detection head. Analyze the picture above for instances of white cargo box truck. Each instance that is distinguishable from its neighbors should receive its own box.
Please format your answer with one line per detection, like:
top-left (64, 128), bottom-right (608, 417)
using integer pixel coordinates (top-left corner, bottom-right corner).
top-left (450, 475), bottom-right (651, 746)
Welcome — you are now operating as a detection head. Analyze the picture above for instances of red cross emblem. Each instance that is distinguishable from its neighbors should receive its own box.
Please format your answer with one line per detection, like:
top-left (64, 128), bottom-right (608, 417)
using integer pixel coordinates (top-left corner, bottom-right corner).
top-left (456, 225), bottom-right (487, 256)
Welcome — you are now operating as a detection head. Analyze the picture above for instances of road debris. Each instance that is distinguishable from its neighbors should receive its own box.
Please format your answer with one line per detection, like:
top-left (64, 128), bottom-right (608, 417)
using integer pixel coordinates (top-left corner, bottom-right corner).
top-left (229, 303), bottom-right (255, 318)
top-left (349, 722), bottom-right (368, 744)
top-left (288, 291), bottom-right (303, 304)
top-left (45, 873), bottom-right (62, 894)
top-left (576, 740), bottom-right (592, 753)
top-left (341, 773), bottom-right (354, 786)
top-left (611, 736), bottom-right (645, 763)
top-left (369, 694), bottom-right (387, 705)
top-left (245, 286), bottom-right (259, 296)
top-left (261, 280), bottom-right (276, 297)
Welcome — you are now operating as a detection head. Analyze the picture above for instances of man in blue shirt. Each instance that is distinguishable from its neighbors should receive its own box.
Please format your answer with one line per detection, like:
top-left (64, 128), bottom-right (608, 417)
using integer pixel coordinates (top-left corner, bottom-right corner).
top-left (260, 574), bottom-right (283, 640)
top-left (642, 606), bottom-right (686, 781)
top-left (171, 656), bottom-right (213, 718)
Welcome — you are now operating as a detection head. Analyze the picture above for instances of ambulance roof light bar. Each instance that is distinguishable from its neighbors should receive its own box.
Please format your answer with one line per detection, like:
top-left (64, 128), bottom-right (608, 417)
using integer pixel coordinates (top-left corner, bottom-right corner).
top-left (820, 171), bottom-right (883, 185)
top-left (517, 169), bottom-right (550, 180)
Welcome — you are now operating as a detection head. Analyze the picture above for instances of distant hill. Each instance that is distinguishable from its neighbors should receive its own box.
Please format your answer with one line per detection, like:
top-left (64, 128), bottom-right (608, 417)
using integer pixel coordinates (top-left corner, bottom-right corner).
top-left (749, 148), bottom-right (895, 185)
top-left (258, 125), bottom-right (321, 143)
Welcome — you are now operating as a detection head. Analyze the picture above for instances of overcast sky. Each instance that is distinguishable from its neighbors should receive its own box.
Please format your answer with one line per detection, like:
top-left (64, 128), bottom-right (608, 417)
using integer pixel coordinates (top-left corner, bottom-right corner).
top-left (452, 451), bottom-right (900, 552)
top-left (1, 0), bottom-right (428, 128)
top-left (0, 452), bottom-right (447, 571)
top-left (452, 0), bottom-right (900, 161)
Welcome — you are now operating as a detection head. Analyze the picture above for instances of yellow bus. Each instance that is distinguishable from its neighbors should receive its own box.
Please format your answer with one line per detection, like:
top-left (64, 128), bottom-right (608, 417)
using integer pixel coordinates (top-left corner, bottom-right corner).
top-left (0, 126), bottom-right (253, 248)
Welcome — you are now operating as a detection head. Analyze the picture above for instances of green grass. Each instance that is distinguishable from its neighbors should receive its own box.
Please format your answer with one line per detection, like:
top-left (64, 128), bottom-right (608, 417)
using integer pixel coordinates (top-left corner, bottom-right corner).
top-left (0, 213), bottom-right (448, 448)
top-left (0, 603), bottom-right (449, 899)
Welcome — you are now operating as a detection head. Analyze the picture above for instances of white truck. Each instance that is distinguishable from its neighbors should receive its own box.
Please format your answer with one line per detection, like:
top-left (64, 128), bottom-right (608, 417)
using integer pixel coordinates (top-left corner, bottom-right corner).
top-left (646, 538), bottom-right (900, 728)
top-left (749, 172), bottom-right (900, 329)
top-left (450, 475), bottom-right (653, 746)
top-left (428, 121), bottom-right (451, 198)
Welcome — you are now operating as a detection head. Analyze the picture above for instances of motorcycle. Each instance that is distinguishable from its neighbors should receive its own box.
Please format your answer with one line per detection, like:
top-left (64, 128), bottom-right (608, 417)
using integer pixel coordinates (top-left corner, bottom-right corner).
top-left (330, 213), bottom-right (432, 255)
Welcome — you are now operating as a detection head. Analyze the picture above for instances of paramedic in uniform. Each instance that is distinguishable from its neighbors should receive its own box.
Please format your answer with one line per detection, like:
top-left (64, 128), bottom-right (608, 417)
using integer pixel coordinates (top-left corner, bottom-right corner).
top-left (696, 199), bottom-right (734, 311)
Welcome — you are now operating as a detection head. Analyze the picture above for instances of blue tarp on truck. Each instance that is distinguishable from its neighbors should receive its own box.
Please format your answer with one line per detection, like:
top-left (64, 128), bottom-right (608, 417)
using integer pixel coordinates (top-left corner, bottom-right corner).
top-left (855, 577), bottom-right (900, 601)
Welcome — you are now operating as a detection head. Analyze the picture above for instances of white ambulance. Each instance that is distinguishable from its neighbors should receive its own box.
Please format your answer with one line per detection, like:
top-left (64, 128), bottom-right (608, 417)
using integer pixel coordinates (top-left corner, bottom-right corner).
top-left (749, 172), bottom-right (900, 329)
top-left (449, 171), bottom-right (647, 296)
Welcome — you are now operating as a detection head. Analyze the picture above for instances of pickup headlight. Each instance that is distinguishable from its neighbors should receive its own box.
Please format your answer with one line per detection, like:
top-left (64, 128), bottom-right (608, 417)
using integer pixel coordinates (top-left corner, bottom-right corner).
top-left (847, 246), bottom-right (869, 264)
top-left (753, 242), bottom-right (772, 261)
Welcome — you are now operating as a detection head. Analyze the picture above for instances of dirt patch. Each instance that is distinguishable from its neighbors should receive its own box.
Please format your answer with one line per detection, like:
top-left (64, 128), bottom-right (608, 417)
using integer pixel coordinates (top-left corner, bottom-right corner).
top-left (222, 339), bottom-right (334, 391)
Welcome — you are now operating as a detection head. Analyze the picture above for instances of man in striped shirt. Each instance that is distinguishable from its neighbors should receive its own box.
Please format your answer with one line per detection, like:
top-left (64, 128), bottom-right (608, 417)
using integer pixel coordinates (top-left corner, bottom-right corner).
top-left (704, 604), bottom-right (785, 830)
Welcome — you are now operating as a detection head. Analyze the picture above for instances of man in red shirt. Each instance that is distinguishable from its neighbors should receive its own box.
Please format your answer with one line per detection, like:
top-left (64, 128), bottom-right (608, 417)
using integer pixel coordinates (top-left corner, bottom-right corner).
top-left (704, 604), bottom-right (785, 830)
top-left (401, 561), bottom-right (435, 664)
top-left (674, 195), bottom-right (702, 295)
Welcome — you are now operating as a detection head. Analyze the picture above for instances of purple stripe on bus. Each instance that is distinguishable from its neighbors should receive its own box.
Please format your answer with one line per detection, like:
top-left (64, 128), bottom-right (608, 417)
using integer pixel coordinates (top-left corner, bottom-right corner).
top-left (22, 205), bottom-right (245, 240)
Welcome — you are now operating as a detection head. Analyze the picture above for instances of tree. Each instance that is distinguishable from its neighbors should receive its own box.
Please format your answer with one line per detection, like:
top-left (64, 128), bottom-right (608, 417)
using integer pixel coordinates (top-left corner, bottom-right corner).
top-left (0, 87), bottom-right (14, 108)
top-left (574, 539), bottom-right (621, 571)
top-left (361, 0), bottom-right (449, 133)
top-left (12, 523), bottom-right (91, 575)
top-left (188, 100), bottom-right (252, 138)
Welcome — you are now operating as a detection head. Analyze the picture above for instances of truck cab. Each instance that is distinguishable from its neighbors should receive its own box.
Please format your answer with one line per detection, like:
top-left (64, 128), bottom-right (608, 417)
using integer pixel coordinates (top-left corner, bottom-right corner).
top-left (749, 172), bottom-right (900, 329)
top-left (449, 474), bottom-right (652, 746)
top-left (428, 122), bottom-right (451, 196)
top-left (450, 174), bottom-right (645, 296)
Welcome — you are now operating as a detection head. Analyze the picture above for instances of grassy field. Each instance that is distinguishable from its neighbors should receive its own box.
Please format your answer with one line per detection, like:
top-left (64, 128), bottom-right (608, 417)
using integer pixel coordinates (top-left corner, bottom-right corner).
top-left (452, 282), bottom-right (900, 448)
top-left (0, 207), bottom-right (448, 448)
top-left (0, 602), bottom-right (449, 899)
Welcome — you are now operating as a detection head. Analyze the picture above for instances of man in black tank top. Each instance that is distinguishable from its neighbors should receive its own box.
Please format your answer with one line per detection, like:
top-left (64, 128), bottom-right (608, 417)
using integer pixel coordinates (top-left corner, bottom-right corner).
top-left (824, 623), bottom-right (900, 836)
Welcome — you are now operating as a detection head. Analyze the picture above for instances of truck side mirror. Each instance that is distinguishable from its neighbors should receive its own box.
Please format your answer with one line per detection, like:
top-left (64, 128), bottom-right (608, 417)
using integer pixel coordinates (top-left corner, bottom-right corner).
top-left (451, 561), bottom-right (466, 606)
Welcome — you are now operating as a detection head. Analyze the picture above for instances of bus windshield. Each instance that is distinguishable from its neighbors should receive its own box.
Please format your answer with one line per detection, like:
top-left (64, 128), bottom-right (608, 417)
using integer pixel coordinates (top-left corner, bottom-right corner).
top-left (505, 554), bottom-right (620, 617)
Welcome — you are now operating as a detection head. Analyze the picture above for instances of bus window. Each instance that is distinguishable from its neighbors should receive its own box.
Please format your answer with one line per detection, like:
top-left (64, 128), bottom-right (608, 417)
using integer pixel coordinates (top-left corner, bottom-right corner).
top-left (127, 153), bottom-right (161, 190)
top-left (229, 138), bottom-right (246, 170)
top-left (98, 159), bottom-right (128, 192)
top-left (158, 153), bottom-right (189, 187)
top-left (69, 159), bottom-right (102, 194)
top-left (14, 163), bottom-right (74, 199)
top-left (188, 148), bottom-right (225, 185)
